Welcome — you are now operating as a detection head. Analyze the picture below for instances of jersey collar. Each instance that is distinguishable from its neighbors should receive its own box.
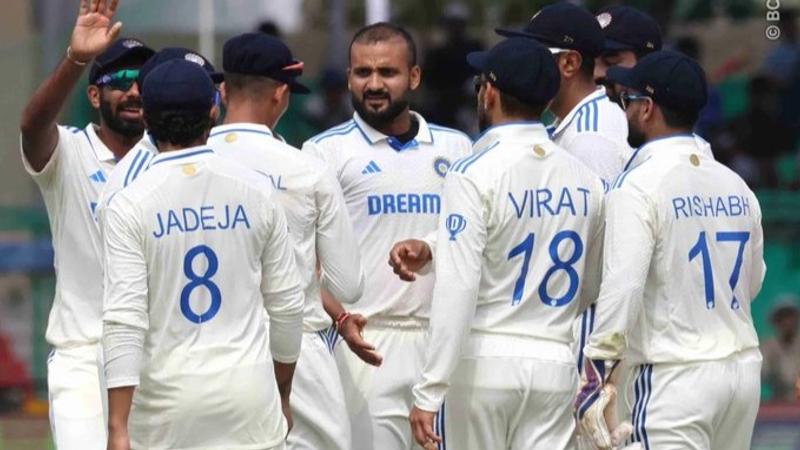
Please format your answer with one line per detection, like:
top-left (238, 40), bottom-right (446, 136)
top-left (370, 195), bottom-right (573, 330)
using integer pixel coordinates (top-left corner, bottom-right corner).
top-left (352, 110), bottom-right (434, 150)
top-left (209, 122), bottom-right (274, 140)
top-left (623, 133), bottom-right (707, 172)
top-left (149, 145), bottom-right (215, 167)
top-left (85, 124), bottom-right (117, 163)
top-left (552, 86), bottom-right (609, 137)
top-left (473, 121), bottom-right (549, 150)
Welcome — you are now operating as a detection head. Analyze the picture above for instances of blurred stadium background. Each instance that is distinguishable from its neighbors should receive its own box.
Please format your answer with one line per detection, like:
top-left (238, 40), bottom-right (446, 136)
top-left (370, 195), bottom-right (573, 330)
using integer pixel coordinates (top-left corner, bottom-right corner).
top-left (1, 0), bottom-right (799, 448)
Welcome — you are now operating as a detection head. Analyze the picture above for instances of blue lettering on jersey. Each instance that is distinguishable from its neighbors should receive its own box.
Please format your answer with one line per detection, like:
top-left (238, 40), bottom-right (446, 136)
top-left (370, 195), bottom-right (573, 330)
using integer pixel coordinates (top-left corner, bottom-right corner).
top-left (367, 193), bottom-right (441, 216)
top-left (508, 187), bottom-right (591, 219)
top-left (671, 195), bottom-right (751, 220)
top-left (153, 204), bottom-right (251, 238)
top-left (256, 170), bottom-right (286, 191)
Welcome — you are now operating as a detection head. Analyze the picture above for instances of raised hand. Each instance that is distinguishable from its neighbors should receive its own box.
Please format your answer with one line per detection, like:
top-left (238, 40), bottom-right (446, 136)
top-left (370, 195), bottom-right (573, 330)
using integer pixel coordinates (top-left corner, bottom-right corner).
top-left (70, 0), bottom-right (123, 62)
top-left (388, 239), bottom-right (432, 282)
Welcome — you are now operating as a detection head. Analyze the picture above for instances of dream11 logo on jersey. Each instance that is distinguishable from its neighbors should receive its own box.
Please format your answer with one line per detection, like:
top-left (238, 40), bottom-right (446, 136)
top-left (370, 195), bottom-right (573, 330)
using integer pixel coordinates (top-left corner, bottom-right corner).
top-left (446, 213), bottom-right (467, 241)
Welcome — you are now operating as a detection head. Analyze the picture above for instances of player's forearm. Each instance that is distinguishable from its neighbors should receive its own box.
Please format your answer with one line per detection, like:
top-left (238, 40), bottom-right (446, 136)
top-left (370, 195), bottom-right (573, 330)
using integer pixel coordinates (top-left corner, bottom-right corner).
top-left (20, 57), bottom-right (86, 169)
top-left (321, 286), bottom-right (346, 322)
top-left (103, 321), bottom-right (145, 389)
top-left (273, 361), bottom-right (296, 402)
top-left (267, 287), bottom-right (304, 363)
top-left (107, 386), bottom-right (135, 432)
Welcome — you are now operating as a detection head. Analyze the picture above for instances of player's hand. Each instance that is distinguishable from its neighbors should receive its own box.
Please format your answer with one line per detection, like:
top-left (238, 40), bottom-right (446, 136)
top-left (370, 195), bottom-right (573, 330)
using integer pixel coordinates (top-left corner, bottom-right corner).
top-left (340, 314), bottom-right (383, 366)
top-left (575, 359), bottom-right (627, 450)
top-left (107, 426), bottom-right (130, 450)
top-left (388, 239), bottom-right (432, 282)
top-left (70, 0), bottom-right (123, 63)
top-left (409, 406), bottom-right (441, 450)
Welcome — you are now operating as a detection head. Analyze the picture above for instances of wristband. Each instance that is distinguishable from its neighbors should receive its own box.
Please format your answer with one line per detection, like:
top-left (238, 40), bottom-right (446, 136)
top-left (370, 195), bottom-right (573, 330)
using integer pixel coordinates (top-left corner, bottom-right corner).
top-left (66, 46), bottom-right (89, 66)
top-left (335, 312), bottom-right (351, 331)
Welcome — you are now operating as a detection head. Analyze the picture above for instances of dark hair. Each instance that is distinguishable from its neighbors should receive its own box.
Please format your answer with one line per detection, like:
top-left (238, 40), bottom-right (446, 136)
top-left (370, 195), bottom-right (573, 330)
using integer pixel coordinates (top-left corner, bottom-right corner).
top-left (145, 109), bottom-right (212, 147)
top-left (350, 22), bottom-right (417, 67)
top-left (498, 91), bottom-right (546, 119)
top-left (659, 104), bottom-right (698, 129)
top-left (223, 73), bottom-right (280, 99)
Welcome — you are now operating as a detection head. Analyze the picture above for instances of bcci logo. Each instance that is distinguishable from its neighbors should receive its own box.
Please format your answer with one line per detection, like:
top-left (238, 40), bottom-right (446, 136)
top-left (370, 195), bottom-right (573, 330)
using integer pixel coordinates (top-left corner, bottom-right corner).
top-left (185, 53), bottom-right (205, 66)
top-left (122, 39), bottom-right (143, 48)
top-left (433, 157), bottom-right (451, 178)
top-left (446, 213), bottom-right (466, 241)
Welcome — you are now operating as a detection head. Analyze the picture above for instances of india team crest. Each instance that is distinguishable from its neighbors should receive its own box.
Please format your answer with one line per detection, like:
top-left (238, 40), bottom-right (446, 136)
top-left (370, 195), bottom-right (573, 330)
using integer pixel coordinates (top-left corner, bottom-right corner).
top-left (597, 12), bottom-right (612, 29)
top-left (185, 53), bottom-right (205, 66)
top-left (433, 157), bottom-right (451, 178)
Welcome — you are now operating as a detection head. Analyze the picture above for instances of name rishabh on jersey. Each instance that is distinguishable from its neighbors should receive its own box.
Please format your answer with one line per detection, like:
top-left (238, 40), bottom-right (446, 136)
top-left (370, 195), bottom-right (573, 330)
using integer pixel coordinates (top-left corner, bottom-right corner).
top-left (585, 135), bottom-right (764, 366)
top-left (21, 124), bottom-right (119, 347)
top-left (103, 147), bottom-right (303, 449)
top-left (208, 122), bottom-right (365, 333)
top-left (551, 86), bottom-right (630, 185)
top-left (302, 112), bottom-right (472, 319)
top-left (413, 121), bottom-right (605, 412)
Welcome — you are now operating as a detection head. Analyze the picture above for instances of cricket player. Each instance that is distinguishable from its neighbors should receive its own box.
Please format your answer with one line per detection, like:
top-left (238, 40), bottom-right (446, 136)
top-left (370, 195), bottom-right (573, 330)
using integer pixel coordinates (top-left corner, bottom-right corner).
top-left (208, 32), bottom-right (365, 450)
top-left (408, 37), bottom-right (604, 450)
top-left (99, 47), bottom-right (224, 206)
top-left (576, 51), bottom-right (764, 450)
top-left (102, 59), bottom-right (304, 450)
top-left (593, 5), bottom-right (662, 102)
top-left (302, 22), bottom-right (472, 450)
top-left (19, 1), bottom-right (154, 447)
top-left (498, 2), bottom-right (629, 184)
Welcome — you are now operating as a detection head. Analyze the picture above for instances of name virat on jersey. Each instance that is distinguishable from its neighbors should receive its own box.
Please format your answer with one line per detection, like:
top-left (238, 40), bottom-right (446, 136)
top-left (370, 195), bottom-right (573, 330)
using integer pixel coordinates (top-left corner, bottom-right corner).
top-left (152, 204), bottom-right (251, 238)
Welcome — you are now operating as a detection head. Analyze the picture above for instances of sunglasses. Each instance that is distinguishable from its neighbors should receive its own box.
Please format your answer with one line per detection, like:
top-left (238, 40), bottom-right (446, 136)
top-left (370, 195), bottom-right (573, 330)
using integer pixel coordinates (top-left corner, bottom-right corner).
top-left (96, 69), bottom-right (140, 92)
top-left (619, 92), bottom-right (651, 111)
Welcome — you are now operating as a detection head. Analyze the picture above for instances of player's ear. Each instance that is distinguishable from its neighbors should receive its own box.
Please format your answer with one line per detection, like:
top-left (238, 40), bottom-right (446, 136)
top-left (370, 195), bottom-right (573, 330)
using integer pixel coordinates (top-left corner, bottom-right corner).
top-left (558, 51), bottom-right (581, 79)
top-left (87, 85), bottom-right (101, 109)
top-left (219, 82), bottom-right (228, 106)
top-left (274, 83), bottom-right (289, 103)
top-left (409, 65), bottom-right (421, 90)
top-left (209, 105), bottom-right (220, 124)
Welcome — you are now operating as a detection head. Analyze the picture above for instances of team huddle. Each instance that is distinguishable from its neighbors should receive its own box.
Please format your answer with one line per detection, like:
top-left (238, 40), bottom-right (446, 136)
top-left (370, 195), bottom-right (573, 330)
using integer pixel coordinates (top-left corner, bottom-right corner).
top-left (20, 0), bottom-right (765, 449)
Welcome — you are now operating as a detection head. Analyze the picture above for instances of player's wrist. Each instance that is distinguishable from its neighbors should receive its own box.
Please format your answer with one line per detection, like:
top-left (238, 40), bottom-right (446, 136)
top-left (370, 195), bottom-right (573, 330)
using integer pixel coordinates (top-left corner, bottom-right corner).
top-left (65, 46), bottom-right (90, 66)
top-left (334, 311), bottom-right (351, 331)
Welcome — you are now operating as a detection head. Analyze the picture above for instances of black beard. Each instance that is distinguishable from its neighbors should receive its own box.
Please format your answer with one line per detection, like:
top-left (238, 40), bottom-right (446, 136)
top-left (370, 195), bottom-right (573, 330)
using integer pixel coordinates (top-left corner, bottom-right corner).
top-left (627, 119), bottom-right (647, 148)
top-left (351, 91), bottom-right (408, 130)
top-left (100, 97), bottom-right (145, 138)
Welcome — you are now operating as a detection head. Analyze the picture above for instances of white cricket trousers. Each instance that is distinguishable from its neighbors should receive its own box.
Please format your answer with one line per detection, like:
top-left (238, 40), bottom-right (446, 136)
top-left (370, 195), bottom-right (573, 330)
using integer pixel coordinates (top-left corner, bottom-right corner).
top-left (626, 348), bottom-right (761, 450)
top-left (47, 342), bottom-right (107, 450)
top-left (334, 318), bottom-right (427, 450)
top-left (287, 330), bottom-right (351, 450)
top-left (440, 333), bottom-right (578, 450)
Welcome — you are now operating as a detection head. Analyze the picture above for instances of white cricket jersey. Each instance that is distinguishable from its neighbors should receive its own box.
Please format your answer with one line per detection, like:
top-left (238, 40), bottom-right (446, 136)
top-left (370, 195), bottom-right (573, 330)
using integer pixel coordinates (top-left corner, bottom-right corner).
top-left (98, 131), bottom-right (157, 210)
top-left (302, 112), bottom-right (472, 320)
top-left (102, 147), bottom-right (304, 449)
top-left (21, 123), bottom-right (121, 347)
top-left (584, 134), bottom-right (764, 366)
top-left (551, 86), bottom-right (630, 185)
top-left (412, 122), bottom-right (605, 412)
top-left (208, 122), bottom-right (365, 332)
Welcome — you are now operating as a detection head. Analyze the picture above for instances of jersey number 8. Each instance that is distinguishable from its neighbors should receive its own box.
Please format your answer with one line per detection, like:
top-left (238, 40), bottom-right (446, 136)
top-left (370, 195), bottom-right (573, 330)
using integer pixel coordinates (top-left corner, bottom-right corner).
top-left (507, 230), bottom-right (584, 307)
top-left (180, 245), bottom-right (222, 323)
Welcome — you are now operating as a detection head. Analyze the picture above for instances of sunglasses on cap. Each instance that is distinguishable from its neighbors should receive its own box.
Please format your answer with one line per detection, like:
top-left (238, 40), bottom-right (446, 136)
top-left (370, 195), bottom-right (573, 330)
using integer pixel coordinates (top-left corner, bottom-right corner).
top-left (619, 92), bottom-right (651, 111)
top-left (96, 69), bottom-right (140, 91)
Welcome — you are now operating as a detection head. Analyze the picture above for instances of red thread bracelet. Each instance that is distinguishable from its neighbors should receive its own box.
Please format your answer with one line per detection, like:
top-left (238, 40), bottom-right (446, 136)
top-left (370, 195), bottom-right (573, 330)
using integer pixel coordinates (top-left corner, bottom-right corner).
top-left (335, 312), bottom-right (351, 331)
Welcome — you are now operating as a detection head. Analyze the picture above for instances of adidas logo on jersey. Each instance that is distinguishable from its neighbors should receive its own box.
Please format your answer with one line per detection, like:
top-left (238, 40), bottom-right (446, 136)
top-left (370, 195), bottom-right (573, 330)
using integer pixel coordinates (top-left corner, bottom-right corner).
top-left (361, 160), bottom-right (382, 175)
top-left (88, 170), bottom-right (106, 183)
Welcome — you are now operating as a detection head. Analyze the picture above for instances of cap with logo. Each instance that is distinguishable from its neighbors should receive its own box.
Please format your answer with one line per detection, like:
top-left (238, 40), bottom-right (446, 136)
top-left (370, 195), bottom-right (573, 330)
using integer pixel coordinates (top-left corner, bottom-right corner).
top-left (606, 50), bottom-right (708, 114)
top-left (496, 2), bottom-right (605, 58)
top-left (89, 38), bottom-right (155, 85)
top-left (223, 33), bottom-right (310, 94)
top-left (142, 59), bottom-right (216, 114)
top-left (596, 5), bottom-right (662, 55)
top-left (136, 47), bottom-right (223, 89)
top-left (467, 37), bottom-right (560, 105)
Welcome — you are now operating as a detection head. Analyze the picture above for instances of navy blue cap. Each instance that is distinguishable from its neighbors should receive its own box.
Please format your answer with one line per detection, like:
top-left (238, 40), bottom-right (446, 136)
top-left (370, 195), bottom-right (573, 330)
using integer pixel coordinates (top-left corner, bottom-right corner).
top-left (142, 59), bottom-right (215, 114)
top-left (606, 50), bottom-right (708, 114)
top-left (223, 33), bottom-right (310, 94)
top-left (89, 38), bottom-right (155, 84)
top-left (596, 6), bottom-right (662, 54)
top-left (137, 48), bottom-right (223, 89)
top-left (496, 2), bottom-right (605, 58)
top-left (467, 37), bottom-right (560, 105)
